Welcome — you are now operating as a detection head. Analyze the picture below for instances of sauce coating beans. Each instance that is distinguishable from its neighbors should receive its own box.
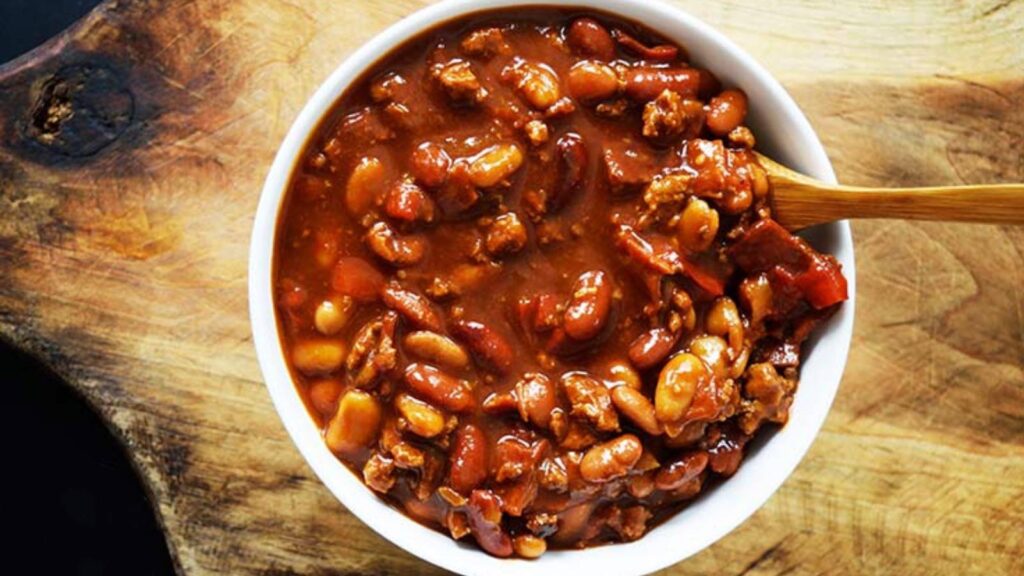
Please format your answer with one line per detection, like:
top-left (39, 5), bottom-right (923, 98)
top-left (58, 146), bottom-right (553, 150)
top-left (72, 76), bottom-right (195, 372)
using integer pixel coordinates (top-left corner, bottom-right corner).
top-left (275, 9), bottom-right (847, 559)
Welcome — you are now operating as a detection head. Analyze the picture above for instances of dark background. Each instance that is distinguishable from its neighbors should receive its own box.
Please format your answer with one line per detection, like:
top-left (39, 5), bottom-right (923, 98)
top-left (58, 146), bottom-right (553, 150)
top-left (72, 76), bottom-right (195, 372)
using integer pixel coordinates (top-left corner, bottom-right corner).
top-left (2, 1), bottom-right (176, 574)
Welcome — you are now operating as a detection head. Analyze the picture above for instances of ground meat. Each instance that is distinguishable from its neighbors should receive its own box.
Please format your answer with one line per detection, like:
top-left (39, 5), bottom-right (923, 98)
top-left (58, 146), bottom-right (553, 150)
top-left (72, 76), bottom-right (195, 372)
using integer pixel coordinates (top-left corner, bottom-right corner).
top-left (641, 89), bottom-right (703, 141)
top-left (462, 27), bottom-right (510, 58)
top-left (435, 60), bottom-right (488, 104)
top-left (485, 212), bottom-right (528, 256)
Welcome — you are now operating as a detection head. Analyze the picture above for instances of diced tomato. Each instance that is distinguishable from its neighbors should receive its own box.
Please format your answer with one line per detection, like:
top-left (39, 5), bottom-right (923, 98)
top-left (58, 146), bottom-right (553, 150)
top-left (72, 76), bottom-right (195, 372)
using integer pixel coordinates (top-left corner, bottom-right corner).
top-left (729, 219), bottom-right (847, 309)
top-left (680, 252), bottom-right (729, 297)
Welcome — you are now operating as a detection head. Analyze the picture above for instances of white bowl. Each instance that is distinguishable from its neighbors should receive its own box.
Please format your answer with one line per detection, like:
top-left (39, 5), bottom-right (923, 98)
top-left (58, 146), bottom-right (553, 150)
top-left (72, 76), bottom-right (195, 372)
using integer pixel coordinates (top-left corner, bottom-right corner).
top-left (249, 1), bottom-right (856, 574)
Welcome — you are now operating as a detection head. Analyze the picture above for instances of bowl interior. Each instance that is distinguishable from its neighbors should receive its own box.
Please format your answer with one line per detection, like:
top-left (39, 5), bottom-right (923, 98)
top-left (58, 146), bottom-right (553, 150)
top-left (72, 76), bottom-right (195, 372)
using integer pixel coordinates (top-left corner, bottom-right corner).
top-left (249, 1), bottom-right (856, 575)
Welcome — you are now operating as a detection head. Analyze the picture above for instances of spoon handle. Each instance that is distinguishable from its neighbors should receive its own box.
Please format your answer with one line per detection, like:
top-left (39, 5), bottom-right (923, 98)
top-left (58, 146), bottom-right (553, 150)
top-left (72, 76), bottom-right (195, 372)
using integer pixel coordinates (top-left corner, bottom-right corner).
top-left (772, 182), bottom-right (1024, 230)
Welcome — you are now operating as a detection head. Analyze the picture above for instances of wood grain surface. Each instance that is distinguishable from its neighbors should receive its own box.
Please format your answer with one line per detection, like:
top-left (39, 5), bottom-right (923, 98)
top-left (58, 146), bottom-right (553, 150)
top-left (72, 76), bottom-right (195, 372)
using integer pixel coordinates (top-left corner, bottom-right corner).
top-left (0, 1), bottom-right (1021, 574)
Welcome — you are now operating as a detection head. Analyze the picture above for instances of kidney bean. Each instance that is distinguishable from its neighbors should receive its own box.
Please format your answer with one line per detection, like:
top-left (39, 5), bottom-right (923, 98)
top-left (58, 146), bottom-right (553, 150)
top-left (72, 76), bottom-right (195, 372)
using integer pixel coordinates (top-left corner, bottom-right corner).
top-left (383, 180), bottom-right (436, 224)
top-left (403, 331), bottom-right (469, 369)
top-left (365, 221), bottom-right (426, 267)
top-left (449, 424), bottom-right (488, 494)
top-left (579, 434), bottom-right (642, 483)
top-left (624, 67), bottom-right (701, 102)
top-left (345, 156), bottom-right (385, 216)
top-left (403, 362), bottom-right (475, 412)
top-left (381, 283), bottom-right (442, 332)
top-left (411, 141), bottom-right (451, 188)
top-left (611, 28), bottom-right (678, 61)
top-left (514, 372), bottom-right (558, 429)
top-left (308, 378), bottom-right (343, 416)
top-left (468, 143), bottom-right (524, 188)
top-left (551, 132), bottom-right (587, 211)
top-left (331, 257), bottom-right (385, 302)
top-left (566, 60), bottom-right (619, 102)
top-left (706, 88), bottom-right (748, 136)
top-left (325, 390), bottom-right (382, 457)
top-left (564, 270), bottom-right (612, 341)
top-left (394, 392), bottom-right (446, 438)
top-left (627, 327), bottom-right (680, 370)
top-left (655, 352), bottom-right (707, 424)
top-left (566, 18), bottom-right (616, 61)
top-left (611, 386), bottom-right (662, 435)
top-left (467, 490), bottom-right (513, 557)
top-left (450, 319), bottom-right (514, 374)
top-left (654, 451), bottom-right (708, 490)
top-left (291, 339), bottom-right (347, 375)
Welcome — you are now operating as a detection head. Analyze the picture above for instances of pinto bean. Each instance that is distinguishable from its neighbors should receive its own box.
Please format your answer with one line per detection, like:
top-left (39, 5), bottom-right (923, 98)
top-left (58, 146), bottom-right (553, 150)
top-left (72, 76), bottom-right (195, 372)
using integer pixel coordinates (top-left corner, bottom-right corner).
top-left (688, 334), bottom-right (729, 380)
top-left (566, 18), bottom-right (616, 60)
top-left (628, 327), bottom-right (680, 370)
top-left (678, 197), bottom-right (719, 253)
top-left (624, 67), bottom-right (701, 102)
top-left (449, 424), bottom-right (488, 494)
top-left (739, 273), bottom-right (773, 325)
top-left (411, 142), bottom-right (451, 188)
top-left (566, 60), bottom-right (619, 102)
top-left (706, 296), bottom-right (744, 351)
top-left (564, 270), bottom-right (613, 340)
top-left (450, 319), bottom-right (514, 374)
top-left (468, 143), bottom-right (524, 187)
top-left (611, 386), bottom-right (662, 435)
top-left (325, 390), bottom-right (382, 457)
top-left (403, 362), bottom-right (475, 412)
top-left (403, 331), bottom-right (470, 369)
top-left (395, 392), bottom-right (446, 438)
top-left (506, 60), bottom-right (561, 109)
top-left (579, 434), bottom-right (642, 482)
top-left (599, 360), bottom-right (642, 390)
top-left (365, 221), bottom-right (426, 267)
top-left (655, 451), bottom-right (708, 490)
top-left (706, 89), bottom-right (748, 136)
top-left (655, 352), bottom-right (706, 424)
top-left (314, 296), bottom-right (354, 336)
top-left (346, 156), bottom-right (385, 216)
top-left (513, 534), bottom-right (547, 559)
top-left (331, 257), bottom-right (385, 302)
top-left (514, 372), bottom-right (558, 429)
top-left (308, 378), bottom-right (343, 416)
top-left (381, 283), bottom-right (442, 331)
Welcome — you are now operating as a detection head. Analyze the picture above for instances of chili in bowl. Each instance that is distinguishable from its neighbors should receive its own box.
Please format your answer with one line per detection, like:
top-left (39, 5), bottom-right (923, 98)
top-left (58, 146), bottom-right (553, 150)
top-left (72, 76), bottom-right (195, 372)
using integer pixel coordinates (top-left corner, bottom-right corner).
top-left (249, 0), bottom-right (855, 574)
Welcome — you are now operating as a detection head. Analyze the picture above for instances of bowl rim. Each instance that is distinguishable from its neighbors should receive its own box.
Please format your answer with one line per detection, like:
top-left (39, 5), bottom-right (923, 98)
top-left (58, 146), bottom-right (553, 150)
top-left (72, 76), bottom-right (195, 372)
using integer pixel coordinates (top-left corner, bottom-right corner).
top-left (248, 1), bottom-right (856, 574)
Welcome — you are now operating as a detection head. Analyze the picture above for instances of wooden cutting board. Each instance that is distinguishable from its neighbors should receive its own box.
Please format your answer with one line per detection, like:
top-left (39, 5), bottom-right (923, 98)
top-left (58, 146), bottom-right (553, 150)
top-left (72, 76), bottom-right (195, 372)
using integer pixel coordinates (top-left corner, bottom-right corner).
top-left (0, 1), bottom-right (1021, 574)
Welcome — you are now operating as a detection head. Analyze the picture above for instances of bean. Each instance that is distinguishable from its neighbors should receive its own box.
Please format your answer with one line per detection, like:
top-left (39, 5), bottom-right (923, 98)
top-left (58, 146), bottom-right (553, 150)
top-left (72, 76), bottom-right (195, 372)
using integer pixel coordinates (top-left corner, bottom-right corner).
top-left (468, 143), bottom-right (523, 188)
top-left (678, 197), bottom-right (719, 253)
top-left (706, 297), bottom-right (744, 351)
top-left (449, 424), bottom-right (488, 494)
top-left (331, 257), bottom-right (385, 302)
top-left (566, 60), bottom-right (619, 102)
top-left (450, 319), bottom-right (514, 374)
top-left (324, 390), bottom-right (382, 456)
top-left (411, 142), bottom-right (451, 188)
top-left (403, 331), bottom-right (469, 369)
top-left (403, 362), bottom-right (475, 412)
top-left (383, 180), bottom-right (436, 224)
top-left (513, 535), bottom-right (547, 559)
top-left (739, 273), bottom-right (773, 325)
top-left (308, 378), bottom-right (343, 416)
top-left (510, 61), bottom-right (561, 109)
top-left (655, 352), bottom-right (706, 424)
top-left (394, 392), bottom-right (446, 438)
top-left (564, 270), bottom-right (613, 341)
top-left (467, 490), bottom-right (513, 557)
top-left (627, 472), bottom-right (656, 498)
top-left (552, 132), bottom-right (587, 210)
top-left (514, 372), bottom-right (558, 429)
top-left (706, 89), bottom-right (748, 136)
top-left (314, 295), bottom-right (354, 336)
top-left (291, 339), bottom-right (346, 375)
top-left (628, 327), bottom-right (679, 370)
top-left (381, 283), bottom-right (442, 331)
top-left (579, 434), bottom-right (643, 483)
top-left (611, 386), bottom-right (662, 435)
top-left (364, 221), bottom-right (425, 267)
top-left (312, 229), bottom-right (339, 269)
top-left (688, 334), bottom-right (729, 380)
top-left (600, 360), bottom-right (642, 390)
top-left (624, 67), bottom-right (701, 102)
top-left (611, 28), bottom-right (678, 61)
top-left (346, 156), bottom-right (385, 216)
top-left (566, 18), bottom-right (616, 61)
top-left (656, 451), bottom-right (709, 491)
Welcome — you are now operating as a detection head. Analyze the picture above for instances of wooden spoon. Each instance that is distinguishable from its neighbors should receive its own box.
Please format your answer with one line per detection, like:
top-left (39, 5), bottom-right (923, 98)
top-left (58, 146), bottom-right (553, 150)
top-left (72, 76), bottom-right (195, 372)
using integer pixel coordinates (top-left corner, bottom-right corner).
top-left (756, 152), bottom-right (1024, 231)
